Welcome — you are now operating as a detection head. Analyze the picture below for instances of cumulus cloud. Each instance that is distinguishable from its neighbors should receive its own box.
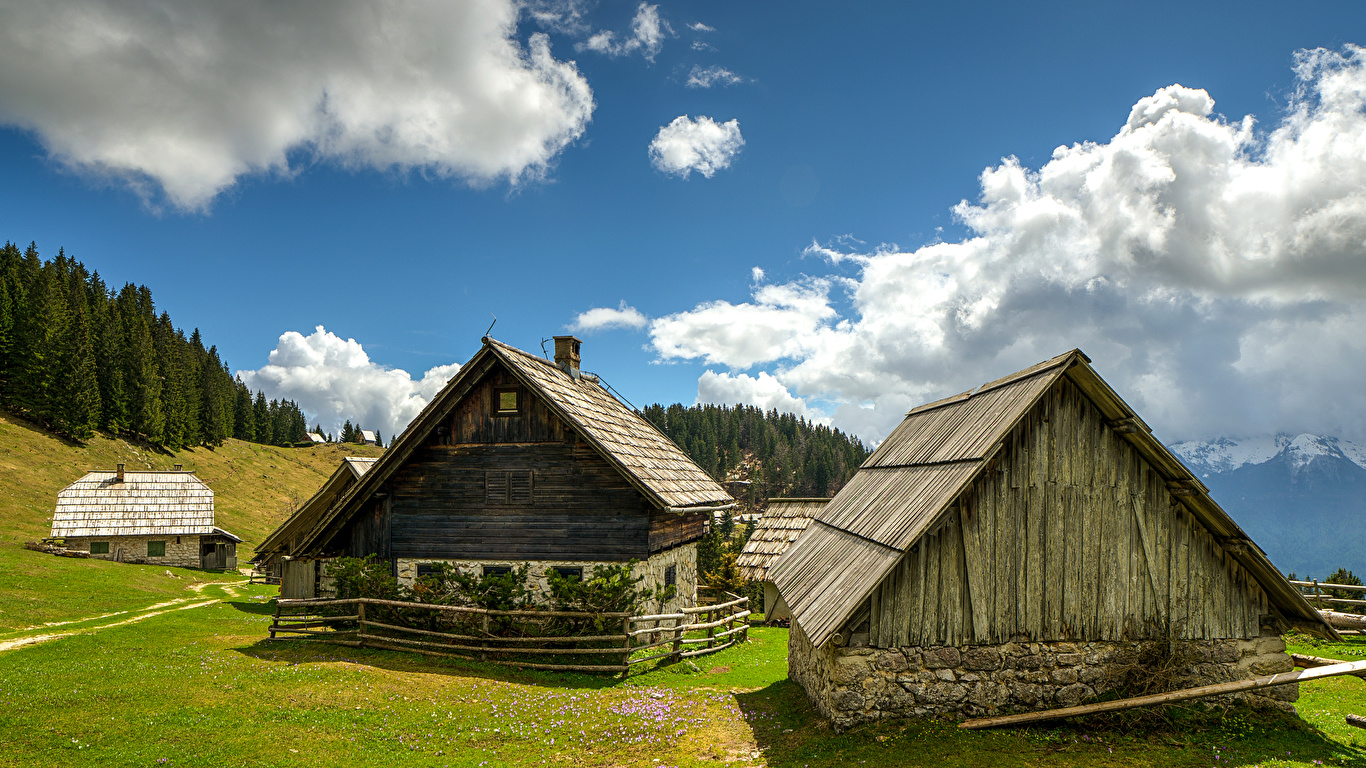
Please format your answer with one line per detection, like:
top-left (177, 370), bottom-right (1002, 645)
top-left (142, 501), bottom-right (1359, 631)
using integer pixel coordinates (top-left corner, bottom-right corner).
top-left (687, 21), bottom-right (715, 32)
top-left (686, 65), bottom-right (745, 89)
top-left (238, 326), bottom-right (459, 441)
top-left (697, 370), bottom-right (815, 419)
top-left (0, 1), bottom-right (594, 210)
top-left (570, 300), bottom-right (649, 332)
top-left (648, 45), bottom-right (1366, 444)
top-left (579, 3), bottom-right (669, 62)
top-left (648, 115), bottom-right (744, 178)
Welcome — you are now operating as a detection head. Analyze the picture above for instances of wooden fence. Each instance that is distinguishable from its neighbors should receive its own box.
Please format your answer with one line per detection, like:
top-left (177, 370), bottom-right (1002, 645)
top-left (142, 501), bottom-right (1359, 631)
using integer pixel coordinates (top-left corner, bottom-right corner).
top-left (267, 587), bottom-right (749, 675)
top-left (1291, 579), bottom-right (1366, 635)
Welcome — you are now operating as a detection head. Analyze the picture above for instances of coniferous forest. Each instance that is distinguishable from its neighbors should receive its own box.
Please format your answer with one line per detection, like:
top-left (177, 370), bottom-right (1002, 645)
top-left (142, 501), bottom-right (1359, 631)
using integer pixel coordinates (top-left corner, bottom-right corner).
top-left (641, 403), bottom-right (871, 500)
top-left (0, 242), bottom-right (308, 448)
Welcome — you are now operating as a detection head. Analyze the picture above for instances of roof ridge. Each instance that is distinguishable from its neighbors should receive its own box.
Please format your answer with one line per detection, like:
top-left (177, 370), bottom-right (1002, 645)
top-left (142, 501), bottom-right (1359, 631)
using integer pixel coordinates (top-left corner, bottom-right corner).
top-left (905, 349), bottom-right (1081, 418)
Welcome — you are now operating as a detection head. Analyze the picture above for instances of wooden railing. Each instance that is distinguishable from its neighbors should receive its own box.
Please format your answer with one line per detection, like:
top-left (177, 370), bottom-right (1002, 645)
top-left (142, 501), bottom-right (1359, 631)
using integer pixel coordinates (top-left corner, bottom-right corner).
top-left (1290, 579), bottom-right (1366, 608)
top-left (268, 587), bottom-right (749, 675)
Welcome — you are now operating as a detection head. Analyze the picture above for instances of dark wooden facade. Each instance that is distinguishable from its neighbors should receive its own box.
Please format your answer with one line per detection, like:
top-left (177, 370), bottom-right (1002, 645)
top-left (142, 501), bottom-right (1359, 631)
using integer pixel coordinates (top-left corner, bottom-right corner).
top-left (327, 362), bottom-right (707, 562)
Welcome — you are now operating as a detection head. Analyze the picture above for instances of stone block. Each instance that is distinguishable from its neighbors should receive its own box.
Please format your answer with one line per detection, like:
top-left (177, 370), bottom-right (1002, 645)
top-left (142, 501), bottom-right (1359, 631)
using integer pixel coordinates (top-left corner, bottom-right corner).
top-left (1056, 653), bottom-right (1084, 666)
top-left (874, 651), bottom-right (909, 673)
top-left (836, 689), bottom-right (865, 711)
top-left (1212, 643), bottom-right (1240, 664)
top-left (934, 669), bottom-right (956, 682)
top-left (1056, 684), bottom-right (1095, 708)
top-left (922, 647), bottom-right (961, 669)
top-left (1249, 655), bottom-right (1294, 676)
top-left (1016, 654), bottom-right (1044, 669)
top-left (901, 650), bottom-right (924, 671)
top-left (963, 647), bottom-right (1002, 670)
top-left (1050, 667), bottom-right (1079, 685)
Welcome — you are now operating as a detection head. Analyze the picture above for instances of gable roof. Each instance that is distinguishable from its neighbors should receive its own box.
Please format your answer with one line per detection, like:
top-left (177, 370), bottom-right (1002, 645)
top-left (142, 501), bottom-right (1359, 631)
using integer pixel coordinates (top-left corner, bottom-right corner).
top-left (254, 457), bottom-right (376, 560)
top-left (737, 498), bottom-right (827, 581)
top-left (770, 349), bottom-right (1334, 648)
top-left (293, 337), bottom-right (732, 554)
top-left (51, 470), bottom-right (238, 541)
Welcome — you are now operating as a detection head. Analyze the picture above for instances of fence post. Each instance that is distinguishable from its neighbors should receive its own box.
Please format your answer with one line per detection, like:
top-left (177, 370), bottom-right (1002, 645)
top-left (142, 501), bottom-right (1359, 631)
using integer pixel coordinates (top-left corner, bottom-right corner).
top-left (707, 608), bottom-right (717, 650)
top-left (739, 597), bottom-right (748, 644)
top-left (270, 600), bottom-right (279, 639)
top-left (480, 613), bottom-right (490, 662)
top-left (357, 599), bottom-right (367, 649)
top-left (672, 617), bottom-right (683, 664)
top-left (621, 616), bottom-right (633, 677)
top-left (1314, 579), bottom-right (1321, 607)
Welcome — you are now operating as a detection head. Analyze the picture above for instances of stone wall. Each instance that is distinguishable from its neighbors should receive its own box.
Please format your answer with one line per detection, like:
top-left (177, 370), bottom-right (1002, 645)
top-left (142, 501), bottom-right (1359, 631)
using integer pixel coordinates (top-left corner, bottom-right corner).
top-left (789, 622), bottom-right (1297, 731)
top-left (63, 535), bottom-right (200, 568)
top-left (393, 544), bottom-right (699, 615)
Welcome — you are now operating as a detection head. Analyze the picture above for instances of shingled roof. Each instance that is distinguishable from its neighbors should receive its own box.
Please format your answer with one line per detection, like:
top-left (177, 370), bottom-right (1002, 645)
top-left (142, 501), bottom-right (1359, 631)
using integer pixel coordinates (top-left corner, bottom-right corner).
top-left (51, 470), bottom-right (238, 541)
top-left (254, 457), bottom-right (376, 560)
top-left (294, 337), bottom-right (731, 553)
top-left (770, 349), bottom-right (1334, 648)
top-left (737, 498), bottom-right (827, 582)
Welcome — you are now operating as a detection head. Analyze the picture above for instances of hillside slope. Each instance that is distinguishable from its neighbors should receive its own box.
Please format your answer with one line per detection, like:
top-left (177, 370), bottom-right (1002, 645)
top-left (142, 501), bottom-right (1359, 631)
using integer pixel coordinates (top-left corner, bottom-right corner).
top-left (0, 411), bottom-right (381, 629)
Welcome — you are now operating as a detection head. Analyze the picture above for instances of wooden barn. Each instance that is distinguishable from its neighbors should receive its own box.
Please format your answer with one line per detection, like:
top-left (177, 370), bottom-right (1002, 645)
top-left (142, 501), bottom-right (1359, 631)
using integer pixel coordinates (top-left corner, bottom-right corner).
top-left (737, 498), bottom-right (827, 623)
top-left (252, 456), bottom-right (377, 591)
top-left (770, 349), bottom-right (1333, 728)
top-left (274, 336), bottom-right (734, 611)
top-left (50, 464), bottom-right (240, 569)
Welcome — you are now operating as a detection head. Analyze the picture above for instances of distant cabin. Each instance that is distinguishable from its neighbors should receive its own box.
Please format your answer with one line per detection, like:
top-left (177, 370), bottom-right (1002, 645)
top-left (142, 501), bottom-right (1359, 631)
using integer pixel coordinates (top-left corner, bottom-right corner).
top-left (771, 349), bottom-right (1334, 727)
top-left (737, 498), bottom-right (826, 623)
top-left (267, 336), bottom-right (734, 613)
top-left (306, 432), bottom-right (327, 444)
top-left (50, 464), bottom-right (240, 570)
top-left (358, 430), bottom-right (378, 446)
top-left (252, 457), bottom-right (377, 590)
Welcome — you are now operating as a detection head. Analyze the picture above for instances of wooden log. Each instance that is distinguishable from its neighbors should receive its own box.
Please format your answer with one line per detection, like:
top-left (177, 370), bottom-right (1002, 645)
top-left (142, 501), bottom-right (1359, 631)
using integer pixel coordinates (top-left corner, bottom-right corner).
top-left (356, 632), bottom-right (631, 655)
top-left (360, 639), bottom-right (626, 673)
top-left (960, 659), bottom-right (1366, 730)
top-left (1320, 610), bottom-right (1366, 630)
top-left (680, 639), bottom-right (736, 658)
top-left (1291, 580), bottom-right (1366, 594)
top-left (1292, 653), bottom-right (1366, 679)
top-left (1347, 714), bottom-right (1366, 729)
top-left (360, 619), bottom-right (627, 644)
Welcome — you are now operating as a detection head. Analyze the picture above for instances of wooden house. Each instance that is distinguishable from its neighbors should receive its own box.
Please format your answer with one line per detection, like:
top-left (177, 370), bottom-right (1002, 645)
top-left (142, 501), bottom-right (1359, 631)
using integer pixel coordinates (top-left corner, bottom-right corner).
top-left (358, 430), bottom-right (379, 446)
top-left (306, 432), bottom-right (327, 444)
top-left (771, 350), bottom-right (1333, 727)
top-left (252, 456), bottom-right (377, 589)
top-left (50, 464), bottom-right (240, 570)
top-left (736, 498), bottom-right (827, 623)
top-left (274, 336), bottom-right (734, 611)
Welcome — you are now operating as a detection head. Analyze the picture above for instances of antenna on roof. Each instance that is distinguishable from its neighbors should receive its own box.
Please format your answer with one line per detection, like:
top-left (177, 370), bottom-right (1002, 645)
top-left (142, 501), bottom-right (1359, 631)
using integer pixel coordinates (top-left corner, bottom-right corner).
top-left (540, 338), bottom-right (551, 359)
top-left (482, 314), bottom-right (497, 342)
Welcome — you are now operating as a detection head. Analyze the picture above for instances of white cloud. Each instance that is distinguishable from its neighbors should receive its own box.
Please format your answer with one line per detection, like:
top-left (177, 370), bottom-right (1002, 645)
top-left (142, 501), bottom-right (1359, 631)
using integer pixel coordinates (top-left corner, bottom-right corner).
top-left (646, 45), bottom-right (1366, 444)
top-left (687, 21), bottom-right (715, 32)
top-left (751, 266), bottom-right (766, 283)
top-left (648, 115), bottom-right (744, 178)
top-left (238, 326), bottom-right (459, 441)
top-left (579, 3), bottom-right (669, 62)
top-left (697, 370), bottom-right (814, 419)
top-left (0, 1), bottom-right (594, 210)
top-left (570, 300), bottom-right (649, 332)
top-left (686, 65), bottom-right (745, 89)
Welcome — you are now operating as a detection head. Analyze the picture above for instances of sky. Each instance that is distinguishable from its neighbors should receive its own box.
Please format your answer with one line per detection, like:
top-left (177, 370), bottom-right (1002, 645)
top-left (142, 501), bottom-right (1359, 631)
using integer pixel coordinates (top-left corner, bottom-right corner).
top-left (2, 1), bottom-right (1366, 446)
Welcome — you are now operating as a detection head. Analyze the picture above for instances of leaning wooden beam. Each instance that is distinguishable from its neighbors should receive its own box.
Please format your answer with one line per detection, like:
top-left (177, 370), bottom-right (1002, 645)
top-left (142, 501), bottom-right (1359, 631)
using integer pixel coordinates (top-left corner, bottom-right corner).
top-left (1293, 653), bottom-right (1366, 679)
top-left (959, 659), bottom-right (1366, 730)
top-left (1319, 610), bottom-right (1366, 630)
top-left (1348, 714), bottom-right (1366, 729)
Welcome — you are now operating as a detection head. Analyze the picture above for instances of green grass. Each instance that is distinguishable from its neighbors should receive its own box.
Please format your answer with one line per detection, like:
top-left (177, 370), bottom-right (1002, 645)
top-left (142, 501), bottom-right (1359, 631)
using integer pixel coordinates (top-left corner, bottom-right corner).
top-left (0, 411), bottom-right (381, 630)
top-left (4, 594), bottom-right (1366, 767)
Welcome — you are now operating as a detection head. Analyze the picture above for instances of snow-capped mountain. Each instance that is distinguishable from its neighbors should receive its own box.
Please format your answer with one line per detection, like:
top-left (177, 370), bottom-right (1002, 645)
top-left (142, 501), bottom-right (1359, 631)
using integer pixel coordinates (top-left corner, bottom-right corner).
top-left (1167, 434), bottom-right (1366, 578)
top-left (1170, 434), bottom-right (1366, 478)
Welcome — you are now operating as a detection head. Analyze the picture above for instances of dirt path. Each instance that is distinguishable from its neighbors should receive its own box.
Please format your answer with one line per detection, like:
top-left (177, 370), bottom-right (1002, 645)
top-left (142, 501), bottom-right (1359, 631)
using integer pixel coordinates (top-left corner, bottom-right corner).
top-left (0, 581), bottom-right (249, 653)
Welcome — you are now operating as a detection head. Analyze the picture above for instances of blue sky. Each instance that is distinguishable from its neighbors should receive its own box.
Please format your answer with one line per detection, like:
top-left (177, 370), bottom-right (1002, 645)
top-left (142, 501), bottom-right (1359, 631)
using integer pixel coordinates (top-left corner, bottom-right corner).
top-left (2, 1), bottom-right (1366, 444)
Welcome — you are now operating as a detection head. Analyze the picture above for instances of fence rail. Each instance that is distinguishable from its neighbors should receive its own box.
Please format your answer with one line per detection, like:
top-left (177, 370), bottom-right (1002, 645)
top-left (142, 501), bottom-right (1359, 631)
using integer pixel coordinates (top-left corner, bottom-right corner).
top-left (1290, 579), bottom-right (1366, 608)
top-left (267, 587), bottom-right (749, 675)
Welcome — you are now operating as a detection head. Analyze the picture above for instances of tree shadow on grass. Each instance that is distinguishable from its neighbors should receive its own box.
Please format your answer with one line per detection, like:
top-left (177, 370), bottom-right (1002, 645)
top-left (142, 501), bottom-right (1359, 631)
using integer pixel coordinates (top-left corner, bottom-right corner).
top-left (731, 681), bottom-right (1366, 768)
top-left (225, 600), bottom-right (277, 617)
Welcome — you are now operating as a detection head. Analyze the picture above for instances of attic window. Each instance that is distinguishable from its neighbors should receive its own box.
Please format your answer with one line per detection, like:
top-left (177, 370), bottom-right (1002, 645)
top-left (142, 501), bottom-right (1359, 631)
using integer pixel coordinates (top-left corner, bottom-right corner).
top-left (494, 387), bottom-right (520, 415)
top-left (90, 542), bottom-right (109, 555)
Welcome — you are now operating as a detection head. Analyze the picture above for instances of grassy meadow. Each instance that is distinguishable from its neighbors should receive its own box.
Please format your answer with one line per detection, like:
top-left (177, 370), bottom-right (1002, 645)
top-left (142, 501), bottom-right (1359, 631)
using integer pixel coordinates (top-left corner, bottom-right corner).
top-left (4, 414), bottom-right (1366, 766)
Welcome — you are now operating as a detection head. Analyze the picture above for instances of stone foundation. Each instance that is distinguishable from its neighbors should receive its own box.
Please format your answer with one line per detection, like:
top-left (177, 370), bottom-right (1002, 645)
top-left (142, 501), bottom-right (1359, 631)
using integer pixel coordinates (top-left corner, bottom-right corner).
top-left (394, 544), bottom-right (699, 615)
top-left (60, 535), bottom-right (201, 568)
top-left (789, 622), bottom-right (1297, 730)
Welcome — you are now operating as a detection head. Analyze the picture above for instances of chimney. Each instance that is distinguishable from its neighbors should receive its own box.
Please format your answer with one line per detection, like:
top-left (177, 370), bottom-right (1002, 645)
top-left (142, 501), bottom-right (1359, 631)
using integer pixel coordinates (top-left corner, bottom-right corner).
top-left (553, 335), bottom-right (582, 379)
top-left (173, 464), bottom-right (183, 471)
top-left (116, 463), bottom-right (125, 482)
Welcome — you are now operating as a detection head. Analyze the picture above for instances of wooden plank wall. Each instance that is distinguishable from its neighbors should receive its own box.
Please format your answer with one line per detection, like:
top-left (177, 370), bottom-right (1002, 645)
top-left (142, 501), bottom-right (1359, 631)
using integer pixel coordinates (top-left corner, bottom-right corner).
top-left (442, 367), bottom-right (570, 444)
top-left (868, 377), bottom-right (1269, 646)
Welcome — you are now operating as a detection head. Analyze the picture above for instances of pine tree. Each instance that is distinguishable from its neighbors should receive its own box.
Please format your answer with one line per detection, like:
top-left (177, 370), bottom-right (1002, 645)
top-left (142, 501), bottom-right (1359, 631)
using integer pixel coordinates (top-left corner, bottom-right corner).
top-left (341, 420), bottom-right (355, 443)
top-left (233, 379), bottom-right (255, 441)
top-left (375, 430), bottom-right (383, 448)
top-left (55, 288), bottom-right (101, 439)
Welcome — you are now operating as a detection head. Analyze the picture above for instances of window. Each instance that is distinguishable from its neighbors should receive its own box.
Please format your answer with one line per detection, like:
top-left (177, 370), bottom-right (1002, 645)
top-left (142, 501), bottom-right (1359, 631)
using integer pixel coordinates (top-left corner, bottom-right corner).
top-left (90, 542), bottom-right (109, 555)
top-left (552, 566), bottom-right (582, 581)
top-left (482, 565), bottom-right (513, 578)
top-left (485, 470), bottom-right (533, 504)
top-left (664, 564), bottom-right (676, 587)
top-left (494, 388), bottom-right (519, 415)
top-left (415, 563), bottom-right (443, 580)
top-left (148, 541), bottom-right (166, 557)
